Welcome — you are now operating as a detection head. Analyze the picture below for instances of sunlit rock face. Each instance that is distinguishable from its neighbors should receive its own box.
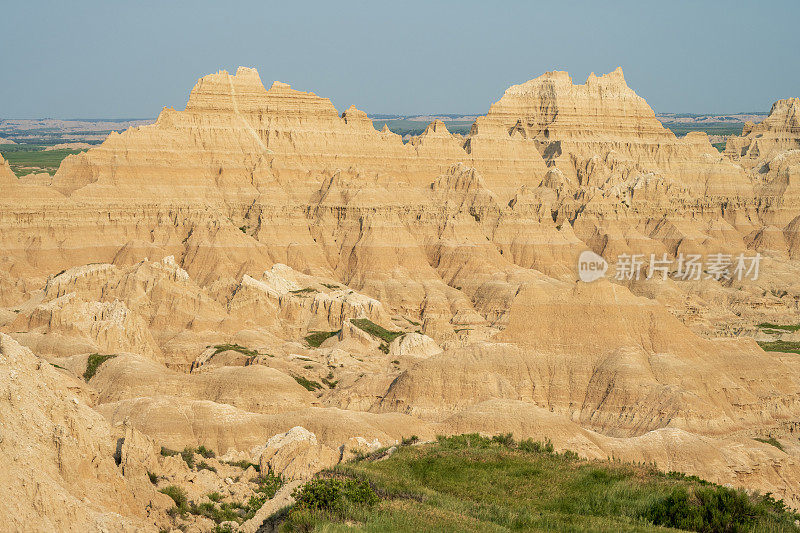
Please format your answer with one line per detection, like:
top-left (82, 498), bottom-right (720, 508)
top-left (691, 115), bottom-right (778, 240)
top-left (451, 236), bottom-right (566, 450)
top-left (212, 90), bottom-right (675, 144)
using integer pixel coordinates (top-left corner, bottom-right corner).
top-left (5, 66), bottom-right (800, 527)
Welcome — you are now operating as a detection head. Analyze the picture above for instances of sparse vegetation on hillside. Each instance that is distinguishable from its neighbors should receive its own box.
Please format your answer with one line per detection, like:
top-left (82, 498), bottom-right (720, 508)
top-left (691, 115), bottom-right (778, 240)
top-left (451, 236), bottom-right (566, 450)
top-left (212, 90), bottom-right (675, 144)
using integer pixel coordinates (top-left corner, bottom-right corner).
top-left (304, 330), bottom-right (340, 347)
top-left (754, 437), bottom-right (785, 451)
top-left (162, 469), bottom-right (284, 527)
top-left (160, 446), bottom-right (179, 457)
top-left (350, 318), bottom-right (403, 343)
top-left (293, 375), bottom-right (324, 391)
top-left (222, 459), bottom-right (260, 471)
top-left (270, 433), bottom-right (800, 532)
top-left (758, 322), bottom-right (800, 332)
top-left (83, 353), bottom-right (117, 381)
top-left (212, 343), bottom-right (259, 358)
top-left (290, 287), bottom-right (317, 295)
top-left (757, 340), bottom-right (800, 355)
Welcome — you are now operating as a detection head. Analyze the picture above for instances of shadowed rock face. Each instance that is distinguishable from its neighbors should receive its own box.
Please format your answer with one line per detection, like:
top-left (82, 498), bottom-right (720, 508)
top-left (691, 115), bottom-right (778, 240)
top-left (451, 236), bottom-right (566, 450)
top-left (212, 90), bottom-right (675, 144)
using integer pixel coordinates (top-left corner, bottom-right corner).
top-left (5, 67), bottom-right (800, 528)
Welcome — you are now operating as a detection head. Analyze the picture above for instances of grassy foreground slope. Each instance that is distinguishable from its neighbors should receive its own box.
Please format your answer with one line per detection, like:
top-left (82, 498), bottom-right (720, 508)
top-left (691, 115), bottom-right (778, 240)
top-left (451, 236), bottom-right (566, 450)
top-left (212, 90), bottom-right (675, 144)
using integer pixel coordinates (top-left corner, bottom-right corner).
top-left (271, 434), bottom-right (800, 533)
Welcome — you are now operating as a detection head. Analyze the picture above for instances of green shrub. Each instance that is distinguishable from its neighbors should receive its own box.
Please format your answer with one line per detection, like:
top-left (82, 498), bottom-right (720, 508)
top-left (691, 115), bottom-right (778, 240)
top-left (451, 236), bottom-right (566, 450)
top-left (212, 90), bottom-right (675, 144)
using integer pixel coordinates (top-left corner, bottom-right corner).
top-left (197, 445), bottom-right (216, 458)
top-left (518, 437), bottom-right (555, 454)
top-left (401, 435), bottom-right (419, 446)
top-left (181, 447), bottom-right (196, 469)
top-left (491, 433), bottom-right (515, 447)
top-left (254, 473), bottom-right (284, 500)
top-left (378, 342), bottom-right (389, 354)
top-left (197, 460), bottom-right (217, 473)
top-left (160, 446), bottom-right (179, 457)
top-left (189, 500), bottom-right (240, 523)
top-left (643, 485), bottom-right (767, 532)
top-left (147, 471), bottom-right (158, 484)
top-left (83, 353), bottom-right (117, 381)
top-left (207, 491), bottom-right (223, 502)
top-left (293, 477), bottom-right (379, 514)
top-left (234, 474), bottom-right (285, 521)
top-left (160, 485), bottom-right (188, 511)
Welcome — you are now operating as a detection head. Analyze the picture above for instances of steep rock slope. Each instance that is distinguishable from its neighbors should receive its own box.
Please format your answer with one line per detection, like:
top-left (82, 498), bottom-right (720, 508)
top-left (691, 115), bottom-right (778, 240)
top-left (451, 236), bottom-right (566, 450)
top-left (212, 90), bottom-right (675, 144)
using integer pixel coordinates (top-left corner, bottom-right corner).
top-left (0, 334), bottom-right (154, 532)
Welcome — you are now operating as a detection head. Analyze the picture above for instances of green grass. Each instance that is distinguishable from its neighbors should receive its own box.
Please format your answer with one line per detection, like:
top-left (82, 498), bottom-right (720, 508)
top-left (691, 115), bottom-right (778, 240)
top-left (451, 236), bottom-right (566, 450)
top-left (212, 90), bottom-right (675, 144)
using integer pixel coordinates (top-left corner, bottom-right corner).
top-left (271, 433), bottom-right (800, 532)
top-left (757, 340), bottom-right (800, 355)
top-left (294, 375), bottom-right (324, 391)
top-left (663, 123), bottom-right (745, 137)
top-left (212, 343), bottom-right (259, 358)
top-left (0, 145), bottom-right (87, 177)
top-left (758, 322), bottom-right (800, 332)
top-left (305, 330), bottom-right (340, 347)
top-left (291, 287), bottom-right (318, 295)
top-left (754, 437), bottom-right (785, 452)
top-left (350, 318), bottom-right (404, 344)
top-left (222, 459), bottom-right (261, 471)
top-left (83, 353), bottom-right (117, 381)
top-left (712, 142), bottom-right (727, 152)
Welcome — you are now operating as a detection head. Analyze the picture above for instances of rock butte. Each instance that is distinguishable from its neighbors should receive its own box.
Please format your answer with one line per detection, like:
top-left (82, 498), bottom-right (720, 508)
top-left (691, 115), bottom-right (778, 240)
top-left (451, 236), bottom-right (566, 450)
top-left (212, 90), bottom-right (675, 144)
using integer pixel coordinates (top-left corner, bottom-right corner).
top-left (2, 66), bottom-right (800, 530)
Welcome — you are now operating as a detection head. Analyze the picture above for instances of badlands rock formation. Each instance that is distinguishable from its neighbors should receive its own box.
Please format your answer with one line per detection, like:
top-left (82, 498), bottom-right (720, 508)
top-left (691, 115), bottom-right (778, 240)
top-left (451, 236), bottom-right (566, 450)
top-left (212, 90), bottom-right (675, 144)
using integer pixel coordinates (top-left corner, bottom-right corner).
top-left (3, 66), bottom-right (800, 530)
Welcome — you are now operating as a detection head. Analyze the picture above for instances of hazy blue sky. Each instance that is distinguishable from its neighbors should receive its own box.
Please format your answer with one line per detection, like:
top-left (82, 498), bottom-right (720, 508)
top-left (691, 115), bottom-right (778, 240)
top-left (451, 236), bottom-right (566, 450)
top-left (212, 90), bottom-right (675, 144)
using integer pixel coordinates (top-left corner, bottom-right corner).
top-left (2, 0), bottom-right (798, 118)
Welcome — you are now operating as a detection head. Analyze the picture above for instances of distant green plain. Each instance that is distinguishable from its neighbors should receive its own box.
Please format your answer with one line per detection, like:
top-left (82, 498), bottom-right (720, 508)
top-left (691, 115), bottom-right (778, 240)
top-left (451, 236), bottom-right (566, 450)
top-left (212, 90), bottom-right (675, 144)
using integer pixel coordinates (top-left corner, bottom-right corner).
top-left (0, 145), bottom-right (87, 177)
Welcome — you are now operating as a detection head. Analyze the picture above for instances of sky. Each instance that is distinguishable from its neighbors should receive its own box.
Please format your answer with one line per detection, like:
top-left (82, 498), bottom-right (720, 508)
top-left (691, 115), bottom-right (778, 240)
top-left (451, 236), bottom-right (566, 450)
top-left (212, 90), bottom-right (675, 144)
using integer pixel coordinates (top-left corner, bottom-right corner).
top-left (1, 0), bottom-right (798, 118)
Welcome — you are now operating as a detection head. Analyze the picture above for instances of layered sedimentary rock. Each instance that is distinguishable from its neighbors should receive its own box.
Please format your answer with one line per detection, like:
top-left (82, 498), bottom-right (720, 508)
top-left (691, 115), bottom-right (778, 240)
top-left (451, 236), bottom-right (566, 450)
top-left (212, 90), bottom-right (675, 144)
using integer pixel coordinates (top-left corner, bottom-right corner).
top-left (0, 334), bottom-right (153, 532)
top-left (4, 66), bottom-right (800, 528)
top-left (726, 98), bottom-right (800, 168)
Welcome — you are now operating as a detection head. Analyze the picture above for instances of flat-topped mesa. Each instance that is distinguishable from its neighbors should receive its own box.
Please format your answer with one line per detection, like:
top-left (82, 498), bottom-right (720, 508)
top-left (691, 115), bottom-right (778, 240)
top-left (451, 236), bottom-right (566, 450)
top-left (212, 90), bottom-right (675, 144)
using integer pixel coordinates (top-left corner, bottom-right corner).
top-left (484, 67), bottom-right (673, 143)
top-left (726, 97), bottom-right (800, 167)
top-left (473, 67), bottom-right (752, 197)
top-left (185, 67), bottom-right (340, 118)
